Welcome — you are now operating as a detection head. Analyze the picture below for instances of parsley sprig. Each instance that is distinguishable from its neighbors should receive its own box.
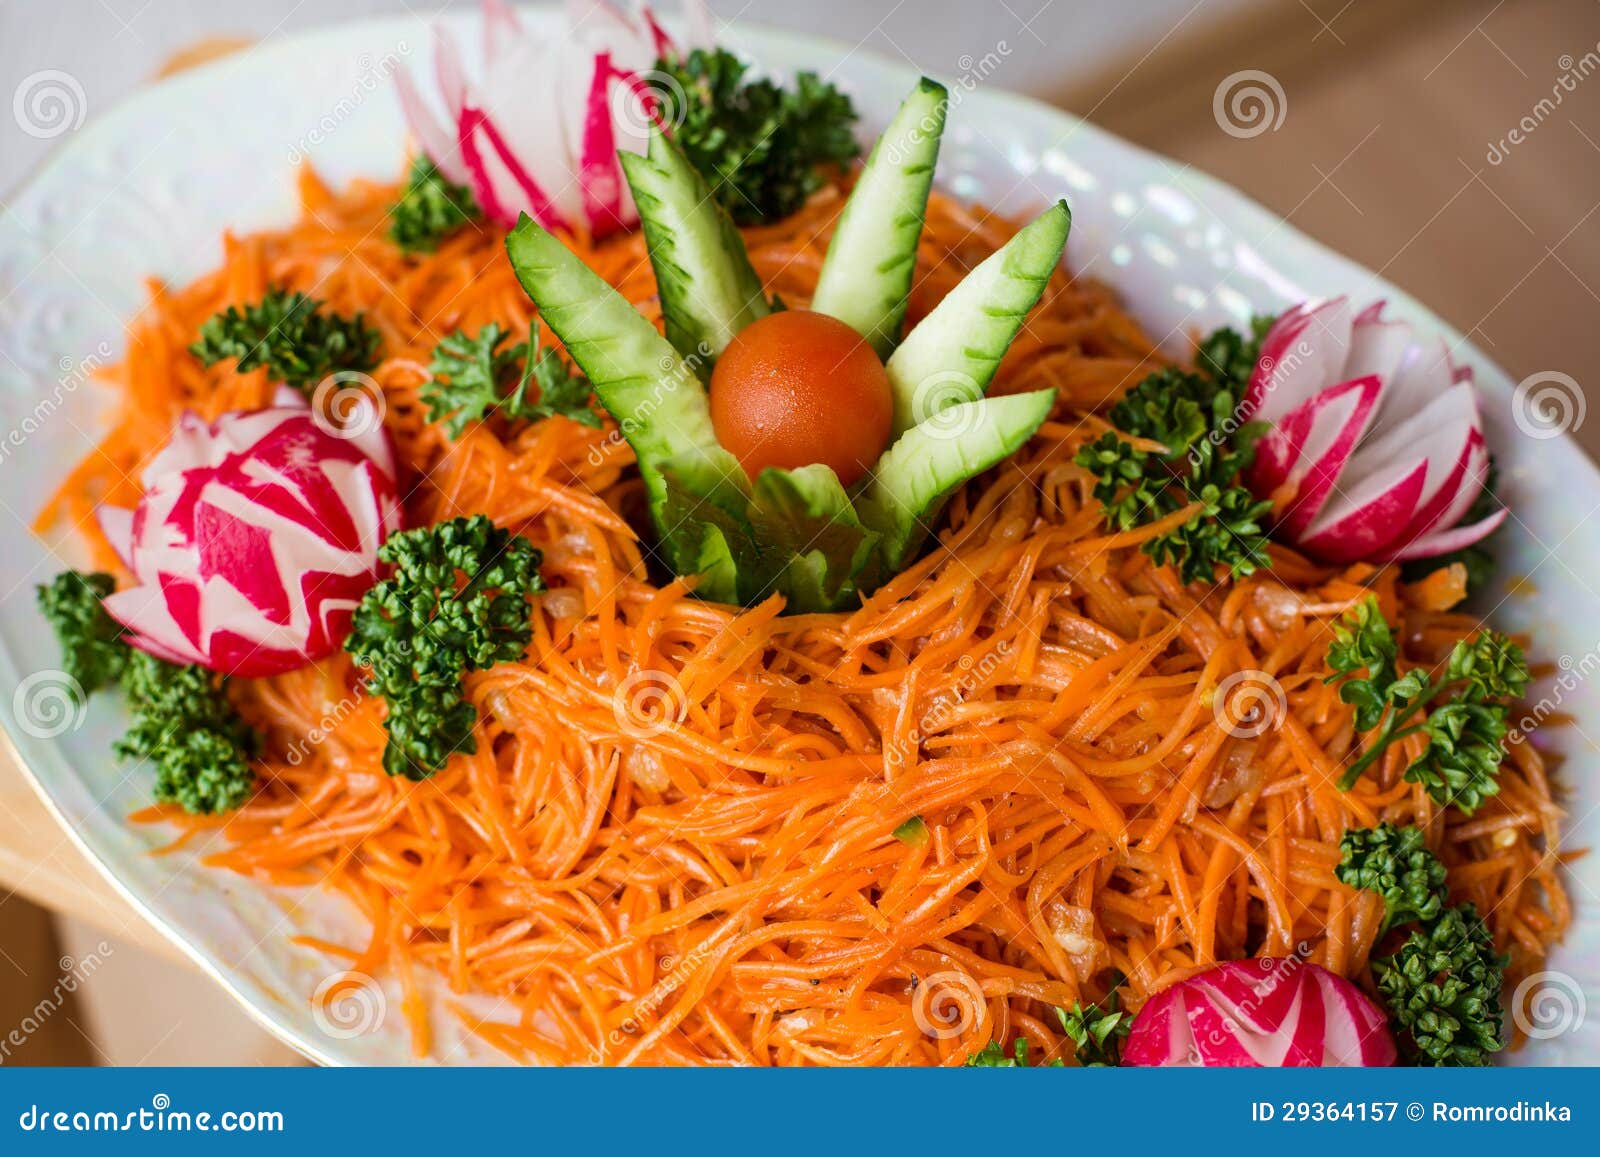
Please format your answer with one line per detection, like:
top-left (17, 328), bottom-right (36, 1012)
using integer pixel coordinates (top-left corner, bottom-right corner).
top-left (1055, 993), bottom-right (1129, 1066)
top-left (1325, 596), bottom-right (1528, 812)
top-left (1336, 822), bottom-right (1448, 933)
top-left (389, 155), bottom-right (481, 253)
top-left (963, 989), bottom-right (1129, 1067)
top-left (964, 1037), bottom-right (1050, 1067)
top-left (344, 516), bottom-right (545, 779)
top-left (1337, 823), bottom-right (1507, 1066)
top-left (422, 323), bottom-right (601, 439)
top-left (117, 650), bottom-right (260, 815)
top-left (1076, 349), bottom-right (1273, 584)
top-left (191, 288), bottom-right (381, 392)
top-left (648, 48), bottom-right (860, 225)
top-left (37, 571), bottom-right (258, 814)
top-left (37, 570), bottom-right (128, 694)
top-left (1195, 315), bottom-right (1273, 395)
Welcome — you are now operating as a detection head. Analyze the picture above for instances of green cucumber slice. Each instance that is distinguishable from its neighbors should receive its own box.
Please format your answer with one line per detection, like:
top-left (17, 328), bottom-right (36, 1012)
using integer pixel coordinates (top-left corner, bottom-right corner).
top-left (619, 129), bottom-right (771, 371)
top-left (861, 387), bottom-right (1056, 568)
top-left (884, 200), bottom-right (1071, 435)
top-left (504, 215), bottom-right (743, 515)
top-left (809, 78), bottom-right (947, 358)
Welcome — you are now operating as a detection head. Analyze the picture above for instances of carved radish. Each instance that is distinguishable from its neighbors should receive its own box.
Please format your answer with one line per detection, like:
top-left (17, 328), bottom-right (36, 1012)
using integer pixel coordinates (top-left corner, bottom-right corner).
top-left (98, 389), bottom-right (402, 678)
top-left (1244, 298), bottom-right (1504, 564)
top-left (397, 0), bottom-right (713, 238)
top-left (1124, 958), bottom-right (1397, 1067)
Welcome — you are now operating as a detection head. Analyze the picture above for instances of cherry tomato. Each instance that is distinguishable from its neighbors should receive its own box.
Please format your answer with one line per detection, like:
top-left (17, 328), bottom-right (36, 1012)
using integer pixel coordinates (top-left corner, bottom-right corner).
top-left (709, 310), bottom-right (892, 487)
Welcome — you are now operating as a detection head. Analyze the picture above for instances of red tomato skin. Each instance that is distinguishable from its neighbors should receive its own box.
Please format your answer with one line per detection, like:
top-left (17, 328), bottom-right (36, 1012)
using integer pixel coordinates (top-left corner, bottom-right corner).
top-left (709, 310), bottom-right (893, 488)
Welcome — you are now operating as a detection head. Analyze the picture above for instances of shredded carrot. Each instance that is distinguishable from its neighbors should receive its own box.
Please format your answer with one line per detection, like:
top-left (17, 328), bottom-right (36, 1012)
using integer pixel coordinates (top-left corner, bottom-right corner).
top-left (40, 167), bottom-right (1569, 1065)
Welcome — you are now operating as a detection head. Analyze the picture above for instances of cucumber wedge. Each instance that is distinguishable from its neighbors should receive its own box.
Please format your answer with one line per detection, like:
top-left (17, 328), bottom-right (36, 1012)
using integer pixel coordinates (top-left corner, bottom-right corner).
top-left (861, 387), bottom-right (1056, 569)
top-left (619, 129), bottom-right (771, 371)
top-left (809, 78), bottom-right (947, 358)
top-left (504, 215), bottom-right (743, 514)
top-left (884, 200), bottom-right (1071, 436)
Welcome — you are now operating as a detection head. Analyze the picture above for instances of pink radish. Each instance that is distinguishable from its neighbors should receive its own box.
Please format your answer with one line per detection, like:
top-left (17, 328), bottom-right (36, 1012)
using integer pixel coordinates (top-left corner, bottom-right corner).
top-left (395, 0), bottom-right (714, 238)
top-left (98, 390), bottom-right (402, 678)
top-left (1249, 374), bottom-right (1383, 538)
top-left (1125, 958), bottom-right (1396, 1067)
top-left (1242, 299), bottom-right (1501, 564)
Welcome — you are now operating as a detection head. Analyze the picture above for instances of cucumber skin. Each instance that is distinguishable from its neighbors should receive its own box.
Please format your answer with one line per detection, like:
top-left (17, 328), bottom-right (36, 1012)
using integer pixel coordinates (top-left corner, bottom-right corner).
top-left (862, 387), bottom-right (1056, 568)
top-left (885, 200), bottom-right (1071, 436)
top-left (503, 215), bottom-right (741, 514)
top-left (620, 131), bottom-right (770, 372)
top-left (809, 78), bottom-right (948, 359)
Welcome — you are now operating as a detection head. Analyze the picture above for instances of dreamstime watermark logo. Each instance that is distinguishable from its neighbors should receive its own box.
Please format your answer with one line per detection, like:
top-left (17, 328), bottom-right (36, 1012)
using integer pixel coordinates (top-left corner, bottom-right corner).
top-left (612, 668), bottom-right (689, 739)
top-left (1511, 371), bottom-right (1584, 440)
top-left (287, 45), bottom-right (410, 164)
top-left (611, 70), bottom-right (687, 136)
top-left (11, 670), bottom-right (87, 740)
top-left (1516, 640), bottom-right (1600, 739)
top-left (0, 342), bottom-right (116, 468)
top-left (1487, 43), bottom-right (1600, 165)
top-left (586, 343), bottom-right (712, 467)
top-left (1187, 336), bottom-right (1311, 468)
top-left (911, 970), bottom-right (986, 1040)
top-left (908, 371), bottom-right (982, 440)
top-left (885, 641), bottom-right (1013, 771)
top-left (310, 971), bottom-right (387, 1039)
top-left (1511, 970), bottom-right (1587, 1040)
top-left (283, 688), bottom-right (366, 766)
top-left (1212, 70), bottom-right (1287, 139)
top-left (0, 941), bottom-right (113, 1064)
top-left (311, 370), bottom-right (387, 440)
top-left (883, 39), bottom-right (1013, 165)
top-left (598, 937), bottom-right (727, 1058)
top-left (12, 70), bottom-right (87, 139)
top-left (1212, 669), bottom-right (1286, 739)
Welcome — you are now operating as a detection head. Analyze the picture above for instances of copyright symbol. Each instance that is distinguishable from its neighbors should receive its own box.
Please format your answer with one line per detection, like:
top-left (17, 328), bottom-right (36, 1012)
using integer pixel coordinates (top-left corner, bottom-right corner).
top-left (1405, 1103), bottom-right (1424, 1122)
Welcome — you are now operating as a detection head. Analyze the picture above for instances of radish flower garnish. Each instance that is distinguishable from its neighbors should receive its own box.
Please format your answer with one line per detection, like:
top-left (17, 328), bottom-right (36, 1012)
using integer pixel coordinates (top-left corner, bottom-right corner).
top-left (1244, 298), bottom-right (1505, 564)
top-left (98, 389), bottom-right (402, 678)
top-left (397, 0), bottom-right (713, 239)
top-left (1124, 958), bottom-right (1397, 1067)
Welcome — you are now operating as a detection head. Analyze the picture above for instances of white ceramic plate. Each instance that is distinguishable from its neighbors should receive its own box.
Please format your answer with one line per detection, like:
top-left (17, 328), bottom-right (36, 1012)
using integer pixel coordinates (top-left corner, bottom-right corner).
top-left (1, 6), bottom-right (1596, 1066)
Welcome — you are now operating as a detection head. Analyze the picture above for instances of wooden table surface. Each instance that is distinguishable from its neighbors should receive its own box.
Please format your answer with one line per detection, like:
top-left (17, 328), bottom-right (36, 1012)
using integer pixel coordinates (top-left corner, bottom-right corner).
top-left (2, 0), bottom-right (1596, 962)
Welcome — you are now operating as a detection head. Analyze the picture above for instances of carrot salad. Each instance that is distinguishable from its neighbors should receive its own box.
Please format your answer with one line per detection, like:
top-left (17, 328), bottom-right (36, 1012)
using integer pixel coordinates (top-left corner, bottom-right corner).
top-left (38, 169), bottom-right (1568, 1066)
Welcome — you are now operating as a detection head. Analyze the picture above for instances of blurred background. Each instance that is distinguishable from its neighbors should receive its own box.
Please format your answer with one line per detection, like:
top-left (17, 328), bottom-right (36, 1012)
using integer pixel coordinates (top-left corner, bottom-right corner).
top-left (1, 0), bottom-right (1596, 1064)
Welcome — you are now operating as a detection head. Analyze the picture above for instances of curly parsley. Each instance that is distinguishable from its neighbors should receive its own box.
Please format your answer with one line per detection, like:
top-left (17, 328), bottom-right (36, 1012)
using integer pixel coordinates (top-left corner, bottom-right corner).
top-left (648, 48), bottom-right (860, 225)
top-left (344, 516), bottom-right (545, 779)
top-left (117, 651), bottom-right (260, 815)
top-left (1076, 356), bottom-right (1272, 585)
top-left (36, 570), bottom-right (128, 694)
top-left (1335, 822), bottom-right (1448, 932)
top-left (38, 570), bottom-right (259, 814)
top-left (1338, 824), bottom-right (1507, 1066)
top-left (389, 155), bottom-right (481, 253)
top-left (191, 288), bottom-right (381, 392)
